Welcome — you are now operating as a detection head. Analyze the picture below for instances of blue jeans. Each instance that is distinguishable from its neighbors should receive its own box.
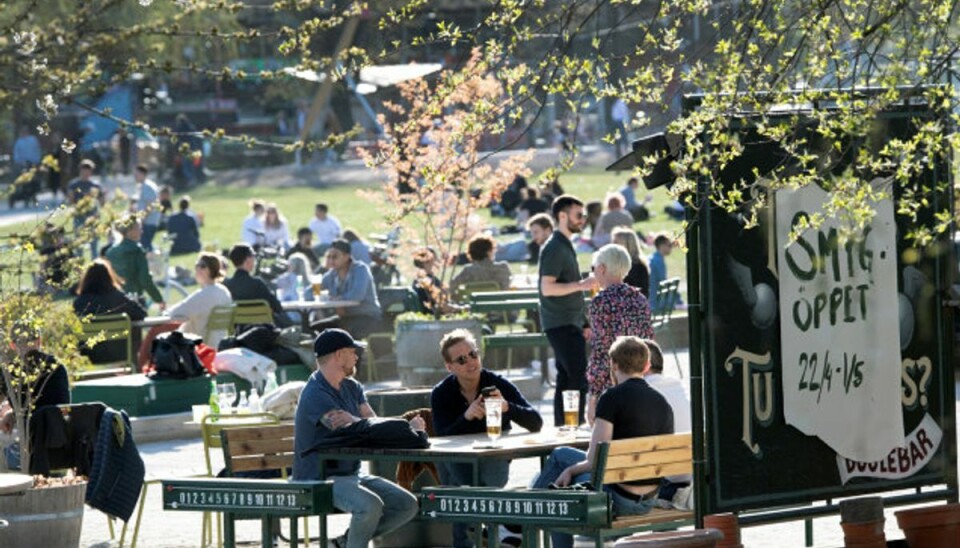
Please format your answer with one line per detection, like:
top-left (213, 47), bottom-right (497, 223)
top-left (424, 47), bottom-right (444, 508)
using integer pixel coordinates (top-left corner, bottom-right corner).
top-left (532, 447), bottom-right (653, 548)
top-left (331, 473), bottom-right (418, 548)
top-left (74, 216), bottom-right (100, 259)
top-left (438, 460), bottom-right (511, 547)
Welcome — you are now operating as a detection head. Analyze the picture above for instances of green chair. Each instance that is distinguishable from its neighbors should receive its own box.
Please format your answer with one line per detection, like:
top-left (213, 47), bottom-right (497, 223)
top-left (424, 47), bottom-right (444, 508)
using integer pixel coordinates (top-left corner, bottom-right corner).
top-left (232, 299), bottom-right (274, 330)
top-left (651, 277), bottom-right (681, 377)
top-left (205, 304), bottom-right (236, 342)
top-left (78, 313), bottom-right (134, 379)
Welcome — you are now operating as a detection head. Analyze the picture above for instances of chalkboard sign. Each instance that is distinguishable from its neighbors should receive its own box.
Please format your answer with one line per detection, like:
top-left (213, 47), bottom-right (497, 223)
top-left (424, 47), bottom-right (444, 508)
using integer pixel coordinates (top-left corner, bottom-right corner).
top-left (692, 95), bottom-right (957, 514)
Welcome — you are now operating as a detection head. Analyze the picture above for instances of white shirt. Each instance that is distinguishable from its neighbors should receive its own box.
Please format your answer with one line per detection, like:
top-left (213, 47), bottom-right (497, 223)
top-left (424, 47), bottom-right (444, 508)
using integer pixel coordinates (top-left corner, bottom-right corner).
top-left (167, 283), bottom-right (233, 348)
top-left (645, 372), bottom-right (691, 483)
top-left (263, 220), bottom-right (291, 251)
top-left (241, 214), bottom-right (265, 246)
top-left (309, 215), bottom-right (342, 245)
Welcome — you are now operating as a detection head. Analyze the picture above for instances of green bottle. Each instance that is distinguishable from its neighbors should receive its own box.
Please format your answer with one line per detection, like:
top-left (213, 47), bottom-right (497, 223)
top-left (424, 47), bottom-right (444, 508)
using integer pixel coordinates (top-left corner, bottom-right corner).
top-left (209, 379), bottom-right (221, 419)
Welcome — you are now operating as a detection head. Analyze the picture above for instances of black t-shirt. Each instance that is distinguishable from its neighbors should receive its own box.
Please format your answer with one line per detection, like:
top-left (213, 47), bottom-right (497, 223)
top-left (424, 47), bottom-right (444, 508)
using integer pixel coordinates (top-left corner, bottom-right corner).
top-left (595, 377), bottom-right (673, 441)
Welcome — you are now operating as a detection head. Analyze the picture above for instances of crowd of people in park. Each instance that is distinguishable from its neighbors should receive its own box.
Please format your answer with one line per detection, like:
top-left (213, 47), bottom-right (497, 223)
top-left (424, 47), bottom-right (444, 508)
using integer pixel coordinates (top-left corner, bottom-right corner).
top-left (5, 153), bottom-right (690, 547)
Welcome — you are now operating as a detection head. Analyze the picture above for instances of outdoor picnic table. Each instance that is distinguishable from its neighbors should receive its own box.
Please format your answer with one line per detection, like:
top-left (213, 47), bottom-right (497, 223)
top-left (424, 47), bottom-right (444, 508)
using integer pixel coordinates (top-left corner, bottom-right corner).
top-left (470, 295), bottom-right (590, 314)
top-left (280, 299), bottom-right (359, 312)
top-left (132, 316), bottom-right (180, 328)
top-left (313, 427), bottom-right (590, 548)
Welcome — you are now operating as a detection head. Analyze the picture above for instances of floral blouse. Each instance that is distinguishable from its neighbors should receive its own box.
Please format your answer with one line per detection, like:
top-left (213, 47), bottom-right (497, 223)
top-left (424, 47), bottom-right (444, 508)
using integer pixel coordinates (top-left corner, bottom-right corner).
top-left (587, 282), bottom-right (654, 396)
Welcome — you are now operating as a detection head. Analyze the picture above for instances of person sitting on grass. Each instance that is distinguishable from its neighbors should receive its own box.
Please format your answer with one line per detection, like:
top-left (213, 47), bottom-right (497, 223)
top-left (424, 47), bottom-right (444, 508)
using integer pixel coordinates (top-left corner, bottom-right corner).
top-left (431, 328), bottom-right (543, 548)
top-left (531, 336), bottom-right (674, 548)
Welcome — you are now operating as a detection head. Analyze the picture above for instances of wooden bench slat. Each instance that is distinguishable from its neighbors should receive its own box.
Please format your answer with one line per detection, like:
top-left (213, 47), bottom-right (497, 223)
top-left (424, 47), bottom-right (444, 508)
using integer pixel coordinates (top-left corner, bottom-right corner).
top-left (222, 424), bottom-right (295, 443)
top-left (229, 455), bottom-right (295, 473)
top-left (229, 438), bottom-right (297, 457)
top-left (604, 448), bottom-right (691, 471)
top-left (604, 462), bottom-right (692, 484)
top-left (605, 433), bottom-right (692, 455)
top-left (611, 508), bottom-right (694, 528)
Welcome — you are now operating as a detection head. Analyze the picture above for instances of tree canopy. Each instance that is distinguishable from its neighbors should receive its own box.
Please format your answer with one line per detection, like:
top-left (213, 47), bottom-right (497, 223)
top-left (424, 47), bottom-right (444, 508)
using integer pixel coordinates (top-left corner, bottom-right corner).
top-left (1, 0), bottom-right (958, 238)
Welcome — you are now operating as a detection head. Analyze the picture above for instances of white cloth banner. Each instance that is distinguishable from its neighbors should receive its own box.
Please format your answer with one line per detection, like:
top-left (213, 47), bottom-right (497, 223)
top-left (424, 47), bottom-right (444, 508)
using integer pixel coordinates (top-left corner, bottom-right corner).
top-left (836, 413), bottom-right (942, 484)
top-left (775, 184), bottom-right (904, 461)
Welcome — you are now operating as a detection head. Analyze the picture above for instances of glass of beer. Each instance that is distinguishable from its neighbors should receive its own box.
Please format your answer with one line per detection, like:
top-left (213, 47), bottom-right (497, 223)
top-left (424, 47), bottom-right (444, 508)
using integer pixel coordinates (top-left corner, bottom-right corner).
top-left (561, 390), bottom-right (580, 431)
top-left (484, 398), bottom-right (503, 446)
top-left (311, 276), bottom-right (323, 301)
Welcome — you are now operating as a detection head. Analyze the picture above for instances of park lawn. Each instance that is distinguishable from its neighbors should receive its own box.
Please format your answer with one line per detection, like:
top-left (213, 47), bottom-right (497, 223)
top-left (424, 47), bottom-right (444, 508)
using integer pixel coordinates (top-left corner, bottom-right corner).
top-left (2, 164), bottom-right (689, 304)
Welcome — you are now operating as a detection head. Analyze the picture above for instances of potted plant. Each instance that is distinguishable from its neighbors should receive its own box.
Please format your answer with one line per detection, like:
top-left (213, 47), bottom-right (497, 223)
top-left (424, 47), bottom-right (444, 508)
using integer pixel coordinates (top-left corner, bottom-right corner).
top-left (359, 49), bottom-right (534, 385)
top-left (0, 223), bottom-right (91, 546)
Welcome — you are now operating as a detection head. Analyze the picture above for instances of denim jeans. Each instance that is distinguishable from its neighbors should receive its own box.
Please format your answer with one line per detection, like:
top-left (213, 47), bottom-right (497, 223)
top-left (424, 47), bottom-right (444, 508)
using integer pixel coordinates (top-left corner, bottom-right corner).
top-left (331, 473), bottom-right (419, 548)
top-left (140, 223), bottom-right (158, 252)
top-left (532, 447), bottom-right (653, 548)
top-left (438, 460), bottom-right (511, 547)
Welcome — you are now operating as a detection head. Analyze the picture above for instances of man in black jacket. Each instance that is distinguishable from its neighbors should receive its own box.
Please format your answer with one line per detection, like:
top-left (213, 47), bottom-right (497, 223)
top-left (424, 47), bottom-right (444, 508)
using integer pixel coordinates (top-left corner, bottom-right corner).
top-left (223, 243), bottom-right (293, 327)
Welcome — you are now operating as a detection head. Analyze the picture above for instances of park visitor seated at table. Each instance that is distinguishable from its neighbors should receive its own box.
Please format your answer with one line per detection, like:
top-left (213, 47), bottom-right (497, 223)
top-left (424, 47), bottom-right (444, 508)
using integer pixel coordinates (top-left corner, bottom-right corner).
top-left (315, 239), bottom-right (382, 339)
top-left (293, 328), bottom-right (421, 548)
top-left (165, 252), bottom-right (233, 348)
top-left (431, 328), bottom-right (543, 548)
top-left (73, 259), bottom-right (148, 363)
top-left (532, 336), bottom-right (674, 548)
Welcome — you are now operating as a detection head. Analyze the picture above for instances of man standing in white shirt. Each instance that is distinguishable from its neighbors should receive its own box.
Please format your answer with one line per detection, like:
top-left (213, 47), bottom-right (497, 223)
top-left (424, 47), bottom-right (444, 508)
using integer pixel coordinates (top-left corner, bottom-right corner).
top-left (241, 199), bottom-right (266, 247)
top-left (309, 202), bottom-right (342, 254)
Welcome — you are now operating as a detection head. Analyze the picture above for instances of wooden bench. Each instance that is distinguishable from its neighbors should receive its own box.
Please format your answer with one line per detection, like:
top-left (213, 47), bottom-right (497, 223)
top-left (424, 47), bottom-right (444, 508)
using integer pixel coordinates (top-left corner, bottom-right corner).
top-left (219, 423), bottom-right (340, 546)
top-left (420, 433), bottom-right (694, 547)
top-left (160, 478), bottom-right (332, 548)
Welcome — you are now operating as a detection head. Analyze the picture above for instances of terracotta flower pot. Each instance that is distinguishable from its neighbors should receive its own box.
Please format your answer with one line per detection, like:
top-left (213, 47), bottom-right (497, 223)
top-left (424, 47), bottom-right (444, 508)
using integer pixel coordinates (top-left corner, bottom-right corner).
top-left (841, 519), bottom-right (886, 547)
top-left (895, 503), bottom-right (960, 547)
top-left (703, 513), bottom-right (741, 547)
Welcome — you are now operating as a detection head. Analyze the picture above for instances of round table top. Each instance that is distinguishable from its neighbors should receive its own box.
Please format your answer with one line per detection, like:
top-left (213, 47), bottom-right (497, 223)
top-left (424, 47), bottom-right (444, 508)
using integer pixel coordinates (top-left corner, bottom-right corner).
top-left (0, 473), bottom-right (33, 494)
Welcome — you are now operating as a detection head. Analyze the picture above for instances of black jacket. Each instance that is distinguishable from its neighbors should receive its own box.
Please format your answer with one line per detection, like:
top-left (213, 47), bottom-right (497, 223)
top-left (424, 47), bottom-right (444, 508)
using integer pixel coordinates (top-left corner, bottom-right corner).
top-left (223, 270), bottom-right (293, 327)
top-left (29, 402), bottom-right (103, 477)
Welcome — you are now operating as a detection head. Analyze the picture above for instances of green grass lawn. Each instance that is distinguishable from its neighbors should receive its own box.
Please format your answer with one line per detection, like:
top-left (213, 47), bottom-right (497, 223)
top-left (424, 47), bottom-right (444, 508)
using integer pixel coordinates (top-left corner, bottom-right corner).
top-left (4, 164), bottom-right (689, 305)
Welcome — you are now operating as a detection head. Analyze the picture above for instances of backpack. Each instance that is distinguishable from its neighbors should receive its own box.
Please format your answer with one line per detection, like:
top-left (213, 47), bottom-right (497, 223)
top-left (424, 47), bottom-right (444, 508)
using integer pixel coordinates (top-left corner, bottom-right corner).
top-left (149, 331), bottom-right (206, 379)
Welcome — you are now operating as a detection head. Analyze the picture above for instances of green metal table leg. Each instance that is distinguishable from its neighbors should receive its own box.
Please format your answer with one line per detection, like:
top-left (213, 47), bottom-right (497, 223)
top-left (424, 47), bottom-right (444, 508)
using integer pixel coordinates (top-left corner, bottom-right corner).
top-left (223, 512), bottom-right (235, 548)
top-left (805, 517), bottom-right (813, 546)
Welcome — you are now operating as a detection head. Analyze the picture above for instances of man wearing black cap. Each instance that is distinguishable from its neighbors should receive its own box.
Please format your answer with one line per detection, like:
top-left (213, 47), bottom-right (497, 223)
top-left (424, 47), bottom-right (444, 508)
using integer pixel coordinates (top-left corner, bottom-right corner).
top-left (67, 159), bottom-right (106, 258)
top-left (316, 238), bottom-right (382, 339)
top-left (293, 329), bottom-right (422, 548)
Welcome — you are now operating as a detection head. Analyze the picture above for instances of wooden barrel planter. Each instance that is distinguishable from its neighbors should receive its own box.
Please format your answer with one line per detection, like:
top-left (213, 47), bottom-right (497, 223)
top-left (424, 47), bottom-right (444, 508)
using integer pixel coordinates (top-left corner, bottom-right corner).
top-left (395, 317), bottom-right (483, 387)
top-left (0, 480), bottom-right (86, 547)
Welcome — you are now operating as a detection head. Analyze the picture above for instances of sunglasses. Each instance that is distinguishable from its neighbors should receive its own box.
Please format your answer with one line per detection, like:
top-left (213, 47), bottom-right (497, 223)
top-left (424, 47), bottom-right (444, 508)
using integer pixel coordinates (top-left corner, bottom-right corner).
top-left (451, 349), bottom-right (479, 365)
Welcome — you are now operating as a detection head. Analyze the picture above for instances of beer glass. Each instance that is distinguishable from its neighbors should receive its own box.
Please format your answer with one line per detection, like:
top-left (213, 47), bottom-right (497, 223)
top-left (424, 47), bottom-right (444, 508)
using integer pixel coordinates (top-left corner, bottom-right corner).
top-left (484, 398), bottom-right (503, 445)
top-left (561, 390), bottom-right (580, 431)
top-left (310, 276), bottom-right (323, 300)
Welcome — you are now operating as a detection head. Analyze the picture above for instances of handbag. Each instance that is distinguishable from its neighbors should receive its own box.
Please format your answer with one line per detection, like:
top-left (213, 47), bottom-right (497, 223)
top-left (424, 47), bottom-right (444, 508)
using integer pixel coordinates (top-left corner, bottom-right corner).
top-left (149, 331), bottom-right (206, 379)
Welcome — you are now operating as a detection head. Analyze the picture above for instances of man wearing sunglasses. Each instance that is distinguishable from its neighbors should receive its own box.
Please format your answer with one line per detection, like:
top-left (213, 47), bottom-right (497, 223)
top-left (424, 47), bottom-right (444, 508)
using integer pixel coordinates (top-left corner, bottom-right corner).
top-left (431, 328), bottom-right (543, 547)
top-left (538, 194), bottom-right (597, 427)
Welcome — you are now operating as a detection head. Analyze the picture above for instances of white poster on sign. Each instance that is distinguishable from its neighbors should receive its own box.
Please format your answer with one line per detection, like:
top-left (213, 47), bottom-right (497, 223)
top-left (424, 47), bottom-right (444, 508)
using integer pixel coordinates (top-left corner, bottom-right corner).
top-left (775, 184), bottom-right (904, 462)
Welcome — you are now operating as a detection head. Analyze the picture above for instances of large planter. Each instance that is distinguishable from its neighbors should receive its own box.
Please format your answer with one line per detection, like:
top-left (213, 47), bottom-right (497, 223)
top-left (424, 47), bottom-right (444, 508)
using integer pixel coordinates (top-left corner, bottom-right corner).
top-left (395, 318), bottom-right (484, 387)
top-left (895, 503), bottom-right (960, 547)
top-left (0, 480), bottom-right (86, 547)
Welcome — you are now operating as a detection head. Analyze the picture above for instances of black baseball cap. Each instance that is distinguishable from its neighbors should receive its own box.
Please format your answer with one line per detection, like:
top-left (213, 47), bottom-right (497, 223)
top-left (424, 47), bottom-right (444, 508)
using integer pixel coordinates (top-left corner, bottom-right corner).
top-left (313, 328), bottom-right (366, 357)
